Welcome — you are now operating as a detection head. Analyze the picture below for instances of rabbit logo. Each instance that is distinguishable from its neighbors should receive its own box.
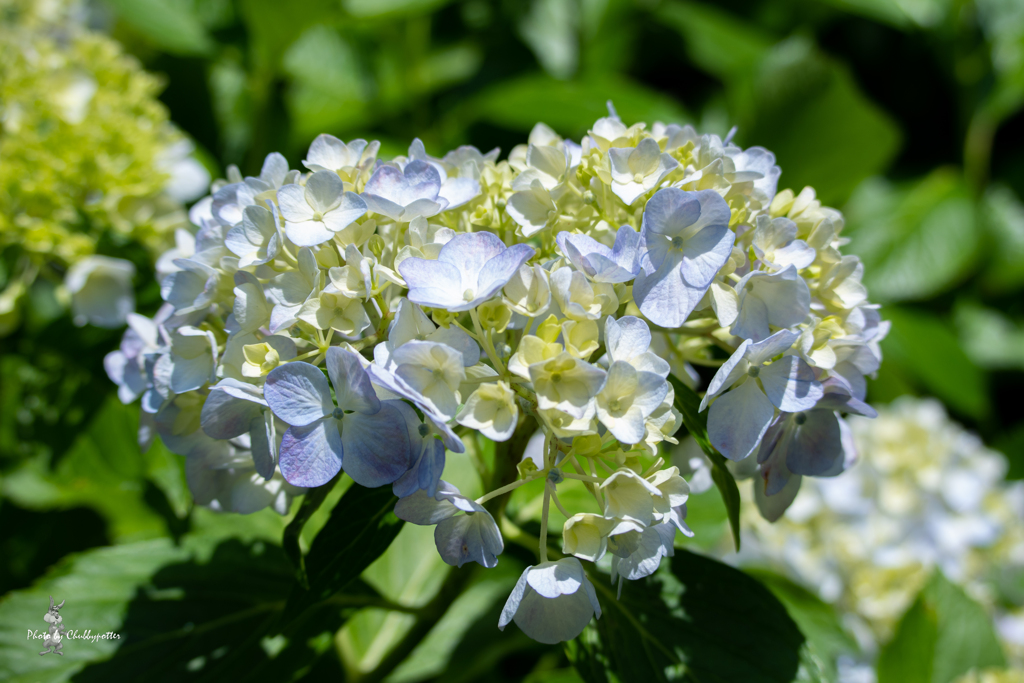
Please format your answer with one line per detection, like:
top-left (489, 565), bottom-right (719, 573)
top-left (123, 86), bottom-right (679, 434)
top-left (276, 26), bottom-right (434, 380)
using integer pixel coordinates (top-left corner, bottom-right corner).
top-left (39, 596), bottom-right (67, 656)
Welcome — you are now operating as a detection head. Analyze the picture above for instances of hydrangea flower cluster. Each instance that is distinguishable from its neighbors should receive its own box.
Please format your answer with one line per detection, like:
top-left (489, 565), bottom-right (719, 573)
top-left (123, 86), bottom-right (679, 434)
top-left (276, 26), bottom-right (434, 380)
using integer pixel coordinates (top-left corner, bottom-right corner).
top-left (705, 397), bottom-right (1024, 674)
top-left (107, 102), bottom-right (886, 644)
top-left (0, 0), bottom-right (209, 333)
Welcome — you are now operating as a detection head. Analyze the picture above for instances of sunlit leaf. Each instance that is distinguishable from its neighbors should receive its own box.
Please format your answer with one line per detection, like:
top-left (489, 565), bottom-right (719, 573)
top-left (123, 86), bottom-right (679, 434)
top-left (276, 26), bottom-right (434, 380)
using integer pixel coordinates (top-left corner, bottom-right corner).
top-left (877, 571), bottom-right (1005, 683)
top-left (748, 569), bottom-right (860, 681)
top-left (106, 0), bottom-right (214, 56)
top-left (877, 306), bottom-right (989, 420)
top-left (954, 300), bottom-right (1024, 370)
top-left (463, 74), bottom-right (688, 140)
top-left (568, 551), bottom-right (803, 682)
top-left (342, 0), bottom-right (454, 20)
top-left (655, 0), bottom-right (773, 81)
top-left (980, 185), bottom-right (1024, 294)
top-left (845, 170), bottom-right (978, 302)
top-left (0, 538), bottom-right (345, 682)
top-left (283, 483), bottom-right (404, 623)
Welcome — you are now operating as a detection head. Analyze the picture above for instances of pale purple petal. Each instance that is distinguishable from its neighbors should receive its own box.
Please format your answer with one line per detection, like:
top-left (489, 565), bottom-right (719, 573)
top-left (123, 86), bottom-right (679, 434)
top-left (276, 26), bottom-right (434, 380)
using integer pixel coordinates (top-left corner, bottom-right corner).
top-left (201, 384), bottom-right (264, 439)
top-left (265, 362), bottom-right (333, 426)
top-left (633, 255), bottom-right (704, 328)
top-left (438, 177), bottom-right (480, 209)
top-left (285, 220), bottom-right (335, 247)
top-left (708, 379), bottom-right (775, 461)
top-left (786, 410), bottom-right (844, 476)
top-left (399, 258), bottom-right (465, 309)
top-left (326, 347), bottom-right (380, 415)
top-left (280, 417), bottom-right (343, 487)
top-left (759, 355), bottom-right (823, 412)
top-left (277, 184), bottom-right (314, 223)
top-left (745, 329), bottom-right (801, 365)
top-left (476, 243), bottom-right (536, 296)
top-left (304, 170), bottom-right (345, 214)
top-left (730, 292), bottom-right (770, 341)
top-left (437, 231), bottom-right (506, 280)
top-left (341, 401), bottom-right (413, 487)
top-left (679, 224), bottom-right (734, 288)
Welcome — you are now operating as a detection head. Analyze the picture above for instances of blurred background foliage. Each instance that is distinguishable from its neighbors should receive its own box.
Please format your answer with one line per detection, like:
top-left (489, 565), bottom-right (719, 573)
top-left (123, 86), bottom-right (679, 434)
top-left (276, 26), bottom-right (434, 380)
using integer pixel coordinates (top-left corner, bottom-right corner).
top-left (3, 0), bottom-right (1024, 680)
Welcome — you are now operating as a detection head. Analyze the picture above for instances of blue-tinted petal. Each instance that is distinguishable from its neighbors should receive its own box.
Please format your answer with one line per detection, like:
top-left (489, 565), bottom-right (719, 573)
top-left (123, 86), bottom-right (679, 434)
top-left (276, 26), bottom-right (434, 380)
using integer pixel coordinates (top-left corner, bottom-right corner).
top-left (326, 347), bottom-right (380, 415)
top-left (708, 379), bottom-right (775, 461)
top-left (265, 362), bottom-right (334, 426)
top-left (785, 409), bottom-right (844, 476)
top-left (341, 401), bottom-right (413, 487)
top-left (279, 417), bottom-right (343, 487)
top-left (476, 243), bottom-right (536, 297)
top-left (760, 355), bottom-right (823, 412)
top-left (201, 384), bottom-right (264, 439)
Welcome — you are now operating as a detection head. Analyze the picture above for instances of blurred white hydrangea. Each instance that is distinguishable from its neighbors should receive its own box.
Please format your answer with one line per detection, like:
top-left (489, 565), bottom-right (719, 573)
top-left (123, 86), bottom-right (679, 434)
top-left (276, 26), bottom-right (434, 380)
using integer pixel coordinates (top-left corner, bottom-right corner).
top-left (722, 396), bottom-right (1024, 671)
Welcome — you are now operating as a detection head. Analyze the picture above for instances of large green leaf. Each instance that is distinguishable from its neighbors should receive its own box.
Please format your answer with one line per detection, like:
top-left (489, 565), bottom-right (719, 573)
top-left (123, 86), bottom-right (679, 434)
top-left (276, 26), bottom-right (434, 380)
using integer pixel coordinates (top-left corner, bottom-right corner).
top-left (877, 571), bottom-right (1005, 683)
top-left (1, 397), bottom-right (187, 542)
top-left (980, 185), bottom-right (1024, 294)
top-left (385, 560), bottom-right (523, 683)
top-left (655, 4), bottom-right (899, 204)
top-left (876, 307), bottom-right (989, 420)
top-left (748, 569), bottom-right (860, 681)
top-left (568, 550), bottom-right (804, 682)
top-left (844, 170), bottom-right (979, 302)
top-left (0, 537), bottom-right (346, 683)
top-left (461, 74), bottom-right (689, 140)
top-left (105, 0), bottom-right (214, 56)
top-left (342, 0), bottom-right (454, 20)
top-left (748, 38), bottom-right (901, 205)
top-left (655, 1), bottom-right (773, 81)
top-left (954, 300), bottom-right (1024, 371)
top-left (238, 0), bottom-right (339, 73)
top-left (668, 374), bottom-right (741, 551)
top-left (283, 483), bottom-right (404, 622)
top-left (281, 25), bottom-right (370, 141)
top-left (812, 0), bottom-right (950, 29)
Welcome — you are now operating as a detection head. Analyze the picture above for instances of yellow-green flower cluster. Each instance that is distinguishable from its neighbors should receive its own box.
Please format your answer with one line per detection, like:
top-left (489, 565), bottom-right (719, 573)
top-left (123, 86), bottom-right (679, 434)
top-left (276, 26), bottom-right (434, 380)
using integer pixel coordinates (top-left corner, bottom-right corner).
top-left (0, 0), bottom-right (205, 332)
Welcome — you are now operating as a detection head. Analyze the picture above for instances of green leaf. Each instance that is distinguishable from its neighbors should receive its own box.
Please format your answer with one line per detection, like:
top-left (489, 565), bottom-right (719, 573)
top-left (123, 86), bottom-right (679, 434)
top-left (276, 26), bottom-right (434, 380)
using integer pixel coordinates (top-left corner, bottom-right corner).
top-left (0, 538), bottom-right (345, 682)
top-left (655, 0), bottom-right (773, 81)
top-left (462, 74), bottom-right (688, 141)
top-left (283, 482), bottom-right (404, 622)
top-left (342, 0), bottom-right (454, 19)
top-left (337, 526), bottom-right (442, 674)
top-left (105, 0), bottom-right (214, 56)
top-left (994, 424), bottom-right (1024, 481)
top-left (569, 551), bottom-right (804, 682)
top-left (844, 170), bottom-right (979, 303)
top-left (980, 185), bottom-right (1024, 294)
top-left (281, 25), bottom-right (370, 141)
top-left (519, 0), bottom-right (580, 80)
top-left (811, 0), bottom-right (950, 29)
top-left (748, 569), bottom-right (860, 680)
top-left (876, 307), bottom-right (989, 420)
top-left (878, 596), bottom-right (937, 683)
top-left (954, 300), bottom-right (1024, 371)
top-left (748, 38), bottom-right (901, 205)
top-left (656, 6), bottom-right (899, 204)
top-left (1, 397), bottom-right (186, 542)
top-left (385, 564), bottom-right (520, 682)
top-left (668, 374), bottom-right (741, 551)
top-left (238, 0), bottom-right (339, 74)
top-left (877, 571), bottom-right (1006, 683)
